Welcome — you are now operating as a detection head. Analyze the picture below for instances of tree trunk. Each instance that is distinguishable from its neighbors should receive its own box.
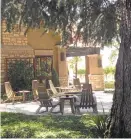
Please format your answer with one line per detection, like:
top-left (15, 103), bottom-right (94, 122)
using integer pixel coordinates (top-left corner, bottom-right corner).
top-left (75, 62), bottom-right (77, 78)
top-left (106, 0), bottom-right (131, 137)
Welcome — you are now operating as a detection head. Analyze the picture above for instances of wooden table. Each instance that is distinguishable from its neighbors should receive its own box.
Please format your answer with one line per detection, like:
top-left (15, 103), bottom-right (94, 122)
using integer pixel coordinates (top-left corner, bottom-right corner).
top-left (60, 95), bottom-right (76, 115)
top-left (61, 86), bottom-right (81, 93)
top-left (18, 90), bottom-right (31, 102)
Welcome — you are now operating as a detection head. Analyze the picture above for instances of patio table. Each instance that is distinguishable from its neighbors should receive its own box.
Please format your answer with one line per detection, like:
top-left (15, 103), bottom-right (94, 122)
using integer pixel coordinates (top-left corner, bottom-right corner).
top-left (61, 86), bottom-right (81, 93)
top-left (60, 95), bottom-right (76, 115)
top-left (18, 90), bottom-right (31, 102)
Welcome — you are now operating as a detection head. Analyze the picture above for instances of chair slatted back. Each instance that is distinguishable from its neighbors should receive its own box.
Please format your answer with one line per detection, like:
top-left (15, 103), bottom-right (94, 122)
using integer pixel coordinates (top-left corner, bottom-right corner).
top-left (40, 99), bottom-right (52, 107)
top-left (38, 83), bottom-right (46, 92)
top-left (73, 78), bottom-right (81, 90)
top-left (4, 82), bottom-right (14, 98)
top-left (32, 80), bottom-right (38, 90)
top-left (82, 83), bottom-right (92, 90)
top-left (48, 80), bottom-right (58, 95)
top-left (38, 92), bottom-right (52, 107)
top-left (80, 87), bottom-right (94, 108)
top-left (32, 80), bottom-right (39, 99)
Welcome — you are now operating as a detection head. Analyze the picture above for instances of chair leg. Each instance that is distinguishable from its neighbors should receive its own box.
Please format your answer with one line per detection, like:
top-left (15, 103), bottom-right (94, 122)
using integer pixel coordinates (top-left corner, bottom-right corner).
top-left (36, 106), bottom-right (41, 114)
top-left (60, 104), bottom-right (63, 115)
top-left (76, 107), bottom-right (80, 114)
top-left (50, 104), bottom-right (61, 114)
top-left (93, 105), bottom-right (98, 113)
top-left (74, 107), bottom-right (77, 113)
top-left (46, 107), bottom-right (48, 112)
top-left (3, 98), bottom-right (10, 103)
top-left (50, 107), bottom-right (54, 113)
top-left (12, 99), bottom-right (15, 105)
top-left (50, 104), bottom-right (58, 113)
top-left (75, 106), bottom-right (80, 114)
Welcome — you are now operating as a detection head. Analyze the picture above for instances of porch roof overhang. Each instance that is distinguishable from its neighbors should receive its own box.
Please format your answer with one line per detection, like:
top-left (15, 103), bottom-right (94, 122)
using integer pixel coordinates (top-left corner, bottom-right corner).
top-left (66, 47), bottom-right (100, 57)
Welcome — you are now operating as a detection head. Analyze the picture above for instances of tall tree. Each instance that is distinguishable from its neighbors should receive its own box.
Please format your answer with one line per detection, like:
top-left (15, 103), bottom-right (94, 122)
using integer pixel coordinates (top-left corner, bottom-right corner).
top-left (105, 0), bottom-right (131, 137)
top-left (69, 56), bottom-right (82, 78)
top-left (1, 0), bottom-right (131, 137)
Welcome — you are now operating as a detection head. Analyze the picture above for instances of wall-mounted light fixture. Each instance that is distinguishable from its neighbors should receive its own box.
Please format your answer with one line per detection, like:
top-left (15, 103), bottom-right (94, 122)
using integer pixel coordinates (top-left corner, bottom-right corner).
top-left (98, 58), bottom-right (102, 67)
top-left (60, 52), bottom-right (65, 61)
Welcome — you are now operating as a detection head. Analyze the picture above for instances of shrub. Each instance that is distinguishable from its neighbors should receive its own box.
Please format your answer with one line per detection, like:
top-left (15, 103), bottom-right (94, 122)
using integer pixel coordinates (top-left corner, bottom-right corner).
top-left (1, 126), bottom-right (35, 138)
top-left (51, 68), bottom-right (60, 87)
top-left (104, 66), bottom-right (115, 75)
top-left (7, 60), bottom-right (34, 91)
top-left (91, 115), bottom-right (109, 138)
top-left (105, 81), bottom-right (115, 89)
top-left (77, 69), bottom-right (85, 74)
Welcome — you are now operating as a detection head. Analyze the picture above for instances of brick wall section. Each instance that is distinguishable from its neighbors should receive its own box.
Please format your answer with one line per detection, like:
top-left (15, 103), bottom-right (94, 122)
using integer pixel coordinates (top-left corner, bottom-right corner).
top-left (59, 77), bottom-right (68, 87)
top-left (89, 75), bottom-right (104, 91)
top-left (2, 21), bottom-right (27, 46)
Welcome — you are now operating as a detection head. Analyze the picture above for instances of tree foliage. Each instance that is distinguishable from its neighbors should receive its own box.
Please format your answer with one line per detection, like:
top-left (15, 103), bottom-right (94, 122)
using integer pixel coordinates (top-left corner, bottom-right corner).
top-left (69, 57), bottom-right (81, 71)
top-left (104, 66), bottom-right (115, 80)
top-left (104, 66), bottom-right (115, 76)
top-left (109, 49), bottom-right (118, 65)
top-left (77, 69), bottom-right (86, 75)
top-left (69, 56), bottom-right (82, 78)
top-left (2, 0), bottom-right (118, 47)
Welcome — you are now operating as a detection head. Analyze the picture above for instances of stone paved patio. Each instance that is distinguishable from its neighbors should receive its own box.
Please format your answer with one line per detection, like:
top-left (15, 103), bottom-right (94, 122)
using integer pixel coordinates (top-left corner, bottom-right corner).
top-left (0, 91), bottom-right (113, 115)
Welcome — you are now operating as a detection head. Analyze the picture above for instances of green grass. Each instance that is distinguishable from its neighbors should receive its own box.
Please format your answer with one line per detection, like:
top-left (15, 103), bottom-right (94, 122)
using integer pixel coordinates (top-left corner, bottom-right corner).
top-left (1, 112), bottom-right (108, 138)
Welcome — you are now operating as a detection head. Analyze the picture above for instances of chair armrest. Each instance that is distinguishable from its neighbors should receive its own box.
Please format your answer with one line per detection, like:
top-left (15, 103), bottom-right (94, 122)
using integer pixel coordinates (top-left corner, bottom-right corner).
top-left (55, 87), bottom-right (61, 89)
top-left (46, 89), bottom-right (53, 96)
top-left (46, 89), bottom-right (52, 92)
top-left (54, 87), bottom-right (62, 93)
top-left (39, 98), bottom-right (52, 101)
top-left (74, 85), bottom-right (81, 87)
top-left (92, 91), bottom-right (95, 94)
top-left (46, 89), bottom-right (60, 98)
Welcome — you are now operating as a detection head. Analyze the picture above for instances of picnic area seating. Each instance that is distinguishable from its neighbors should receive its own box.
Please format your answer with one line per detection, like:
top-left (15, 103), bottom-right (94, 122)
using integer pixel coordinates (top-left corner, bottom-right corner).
top-left (36, 91), bottom-right (62, 114)
top-left (73, 78), bottom-right (82, 90)
top-left (4, 82), bottom-right (23, 104)
top-left (74, 87), bottom-right (98, 114)
top-left (32, 80), bottom-right (39, 100)
top-left (82, 83), bottom-right (92, 90)
top-left (32, 79), bottom-right (47, 100)
top-left (47, 80), bottom-right (82, 96)
top-left (47, 80), bottom-right (64, 96)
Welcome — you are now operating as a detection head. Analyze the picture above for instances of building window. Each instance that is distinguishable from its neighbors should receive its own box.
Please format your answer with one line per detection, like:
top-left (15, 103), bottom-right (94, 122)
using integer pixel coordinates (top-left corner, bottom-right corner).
top-left (34, 56), bottom-right (53, 78)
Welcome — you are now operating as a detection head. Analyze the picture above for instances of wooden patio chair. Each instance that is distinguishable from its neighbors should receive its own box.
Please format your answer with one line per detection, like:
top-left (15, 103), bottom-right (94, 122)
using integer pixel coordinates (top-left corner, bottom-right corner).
top-left (73, 78), bottom-right (82, 90)
top-left (47, 80), bottom-right (82, 96)
top-left (74, 87), bottom-right (98, 114)
top-left (4, 82), bottom-right (23, 104)
top-left (82, 83), bottom-right (92, 90)
top-left (32, 80), bottom-right (39, 100)
top-left (36, 91), bottom-right (62, 114)
top-left (47, 80), bottom-right (63, 97)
